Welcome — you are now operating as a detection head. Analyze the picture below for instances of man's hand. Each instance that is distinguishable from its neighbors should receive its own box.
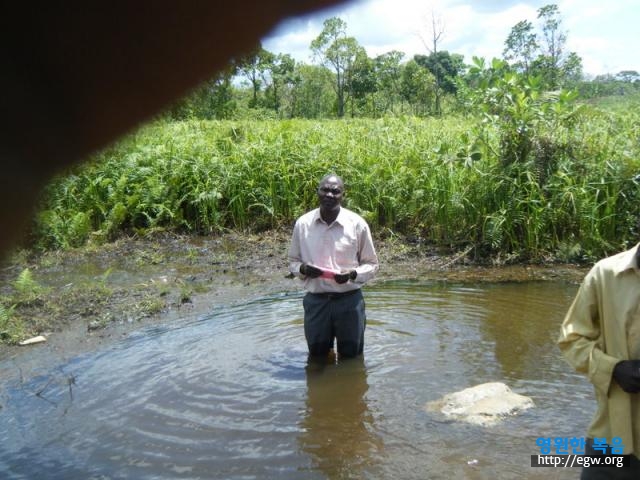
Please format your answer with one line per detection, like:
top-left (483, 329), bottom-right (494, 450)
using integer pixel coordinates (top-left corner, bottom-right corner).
top-left (613, 360), bottom-right (640, 393)
top-left (300, 264), bottom-right (323, 278)
top-left (334, 270), bottom-right (357, 284)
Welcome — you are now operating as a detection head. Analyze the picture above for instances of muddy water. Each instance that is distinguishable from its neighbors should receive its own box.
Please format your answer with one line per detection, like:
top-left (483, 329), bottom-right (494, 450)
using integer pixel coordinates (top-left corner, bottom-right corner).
top-left (0, 281), bottom-right (593, 479)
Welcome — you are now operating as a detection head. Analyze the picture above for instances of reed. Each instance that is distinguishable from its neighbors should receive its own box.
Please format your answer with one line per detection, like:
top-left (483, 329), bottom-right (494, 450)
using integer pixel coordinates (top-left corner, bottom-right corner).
top-left (31, 104), bottom-right (640, 262)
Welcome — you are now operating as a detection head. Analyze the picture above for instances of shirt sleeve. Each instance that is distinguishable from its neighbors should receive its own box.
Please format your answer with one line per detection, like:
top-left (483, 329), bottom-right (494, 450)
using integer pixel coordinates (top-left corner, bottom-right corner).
top-left (353, 221), bottom-right (379, 284)
top-left (288, 221), bottom-right (304, 279)
top-left (557, 269), bottom-right (619, 396)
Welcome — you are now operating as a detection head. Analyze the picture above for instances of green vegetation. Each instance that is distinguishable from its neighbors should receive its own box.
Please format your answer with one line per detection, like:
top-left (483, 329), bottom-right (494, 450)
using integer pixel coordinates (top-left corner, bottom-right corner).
top-left (0, 257), bottom-right (180, 345)
top-left (0, 303), bottom-right (23, 344)
top-left (0, 268), bottom-right (46, 343)
top-left (166, 4), bottom-right (638, 121)
top-left (12, 268), bottom-right (47, 302)
top-left (14, 3), bottom-right (640, 347)
top-left (30, 83), bottom-right (640, 263)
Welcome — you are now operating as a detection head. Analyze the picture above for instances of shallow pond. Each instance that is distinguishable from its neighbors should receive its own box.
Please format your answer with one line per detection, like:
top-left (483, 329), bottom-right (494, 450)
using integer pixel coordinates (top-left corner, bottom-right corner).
top-left (0, 280), bottom-right (593, 479)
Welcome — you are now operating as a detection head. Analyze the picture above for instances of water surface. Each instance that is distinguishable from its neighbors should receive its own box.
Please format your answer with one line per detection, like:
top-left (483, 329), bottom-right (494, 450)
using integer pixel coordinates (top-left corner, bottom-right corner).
top-left (0, 281), bottom-right (593, 479)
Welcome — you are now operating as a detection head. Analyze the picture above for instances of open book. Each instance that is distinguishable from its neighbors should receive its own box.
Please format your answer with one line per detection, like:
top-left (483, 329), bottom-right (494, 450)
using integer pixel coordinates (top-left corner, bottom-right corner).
top-left (308, 265), bottom-right (341, 279)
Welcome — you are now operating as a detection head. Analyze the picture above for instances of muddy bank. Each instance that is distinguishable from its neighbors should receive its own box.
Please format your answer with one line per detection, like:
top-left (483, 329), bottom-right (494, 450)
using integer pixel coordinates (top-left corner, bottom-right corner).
top-left (0, 229), bottom-right (588, 370)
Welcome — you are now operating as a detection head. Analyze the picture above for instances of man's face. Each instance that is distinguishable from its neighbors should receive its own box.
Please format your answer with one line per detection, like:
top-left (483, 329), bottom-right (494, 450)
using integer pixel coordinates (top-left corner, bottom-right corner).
top-left (317, 176), bottom-right (344, 212)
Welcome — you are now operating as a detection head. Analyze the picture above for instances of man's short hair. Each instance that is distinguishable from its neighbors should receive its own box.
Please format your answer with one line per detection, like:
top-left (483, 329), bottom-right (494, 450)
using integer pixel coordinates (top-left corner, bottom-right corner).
top-left (318, 173), bottom-right (344, 189)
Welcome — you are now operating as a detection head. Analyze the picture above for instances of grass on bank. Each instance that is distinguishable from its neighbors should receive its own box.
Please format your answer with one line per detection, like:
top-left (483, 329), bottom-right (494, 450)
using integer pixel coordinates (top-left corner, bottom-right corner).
top-left (30, 105), bottom-right (640, 264)
top-left (0, 261), bottom-right (188, 346)
top-left (4, 91), bottom-right (640, 346)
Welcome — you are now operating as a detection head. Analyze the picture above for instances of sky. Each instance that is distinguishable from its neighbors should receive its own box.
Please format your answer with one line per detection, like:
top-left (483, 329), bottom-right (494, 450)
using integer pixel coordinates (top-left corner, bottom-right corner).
top-left (262, 0), bottom-right (639, 78)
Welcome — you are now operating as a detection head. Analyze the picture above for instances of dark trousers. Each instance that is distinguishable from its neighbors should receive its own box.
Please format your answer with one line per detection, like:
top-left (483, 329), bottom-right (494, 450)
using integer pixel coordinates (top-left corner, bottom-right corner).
top-left (303, 289), bottom-right (366, 358)
top-left (580, 438), bottom-right (640, 480)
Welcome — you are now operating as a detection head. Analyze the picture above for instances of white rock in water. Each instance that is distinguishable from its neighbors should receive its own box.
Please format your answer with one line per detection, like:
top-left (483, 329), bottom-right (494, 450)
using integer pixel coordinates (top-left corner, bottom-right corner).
top-left (425, 382), bottom-right (534, 426)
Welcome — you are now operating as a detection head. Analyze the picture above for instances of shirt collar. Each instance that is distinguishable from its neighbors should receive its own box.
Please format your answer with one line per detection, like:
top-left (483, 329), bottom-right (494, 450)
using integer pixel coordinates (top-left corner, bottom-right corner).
top-left (313, 207), bottom-right (344, 226)
top-left (613, 243), bottom-right (640, 275)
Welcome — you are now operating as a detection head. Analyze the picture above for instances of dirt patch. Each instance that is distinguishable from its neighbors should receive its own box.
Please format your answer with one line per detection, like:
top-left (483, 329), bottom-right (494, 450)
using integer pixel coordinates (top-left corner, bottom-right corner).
top-left (0, 229), bottom-right (588, 371)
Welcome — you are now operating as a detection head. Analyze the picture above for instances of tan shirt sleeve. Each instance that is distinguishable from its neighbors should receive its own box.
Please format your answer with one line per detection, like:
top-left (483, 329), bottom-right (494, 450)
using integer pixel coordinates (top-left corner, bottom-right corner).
top-left (557, 270), bottom-right (619, 396)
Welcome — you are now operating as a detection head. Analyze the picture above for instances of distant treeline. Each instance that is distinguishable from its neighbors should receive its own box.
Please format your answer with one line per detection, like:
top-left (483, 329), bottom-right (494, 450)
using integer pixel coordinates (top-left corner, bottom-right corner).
top-left (164, 6), bottom-right (640, 121)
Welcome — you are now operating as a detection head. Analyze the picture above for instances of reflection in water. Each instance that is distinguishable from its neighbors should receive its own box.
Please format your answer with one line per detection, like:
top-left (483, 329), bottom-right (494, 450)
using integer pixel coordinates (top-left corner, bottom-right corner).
top-left (0, 282), bottom-right (595, 480)
top-left (476, 282), bottom-right (576, 381)
top-left (300, 356), bottom-right (383, 479)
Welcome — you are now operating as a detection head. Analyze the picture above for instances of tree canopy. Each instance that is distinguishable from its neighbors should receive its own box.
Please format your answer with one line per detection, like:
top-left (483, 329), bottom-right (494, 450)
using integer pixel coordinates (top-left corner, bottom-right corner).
top-left (167, 4), bottom-right (637, 121)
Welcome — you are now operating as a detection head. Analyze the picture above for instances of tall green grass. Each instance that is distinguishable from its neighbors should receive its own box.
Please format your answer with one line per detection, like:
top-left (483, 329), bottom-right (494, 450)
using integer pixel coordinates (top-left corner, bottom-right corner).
top-left (32, 106), bottom-right (640, 262)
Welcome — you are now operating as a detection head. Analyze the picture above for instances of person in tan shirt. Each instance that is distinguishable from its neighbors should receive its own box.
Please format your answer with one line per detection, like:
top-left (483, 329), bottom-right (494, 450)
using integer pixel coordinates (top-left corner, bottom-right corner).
top-left (558, 244), bottom-right (640, 478)
top-left (288, 174), bottom-right (378, 359)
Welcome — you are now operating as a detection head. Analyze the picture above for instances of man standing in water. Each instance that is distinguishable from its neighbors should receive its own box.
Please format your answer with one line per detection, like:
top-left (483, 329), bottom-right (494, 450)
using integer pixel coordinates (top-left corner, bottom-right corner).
top-left (289, 174), bottom-right (378, 359)
top-left (558, 244), bottom-right (640, 478)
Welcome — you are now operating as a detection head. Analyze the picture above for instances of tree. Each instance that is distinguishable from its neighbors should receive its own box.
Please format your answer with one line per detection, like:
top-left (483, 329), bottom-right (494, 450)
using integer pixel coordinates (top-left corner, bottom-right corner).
top-left (576, 73), bottom-right (638, 99)
top-left (167, 69), bottom-right (237, 120)
top-left (263, 53), bottom-right (295, 115)
top-left (346, 48), bottom-right (375, 117)
top-left (503, 20), bottom-right (538, 75)
top-left (236, 44), bottom-right (274, 108)
top-left (400, 59), bottom-right (436, 116)
top-left (310, 17), bottom-right (363, 117)
top-left (200, 74), bottom-right (237, 119)
top-left (373, 50), bottom-right (405, 114)
top-left (286, 64), bottom-right (334, 118)
top-left (418, 9), bottom-right (446, 115)
top-left (536, 4), bottom-right (566, 88)
top-left (502, 4), bottom-right (583, 89)
top-left (561, 51), bottom-right (583, 86)
top-left (616, 70), bottom-right (640, 83)
top-left (414, 50), bottom-right (464, 95)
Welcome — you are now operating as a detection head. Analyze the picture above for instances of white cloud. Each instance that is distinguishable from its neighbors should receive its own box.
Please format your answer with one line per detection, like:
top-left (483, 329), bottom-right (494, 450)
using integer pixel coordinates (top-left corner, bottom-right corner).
top-left (262, 0), bottom-right (640, 76)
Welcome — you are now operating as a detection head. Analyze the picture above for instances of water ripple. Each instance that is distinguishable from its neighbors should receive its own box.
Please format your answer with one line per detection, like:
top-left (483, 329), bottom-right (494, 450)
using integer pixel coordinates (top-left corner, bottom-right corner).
top-left (0, 281), bottom-right (586, 479)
